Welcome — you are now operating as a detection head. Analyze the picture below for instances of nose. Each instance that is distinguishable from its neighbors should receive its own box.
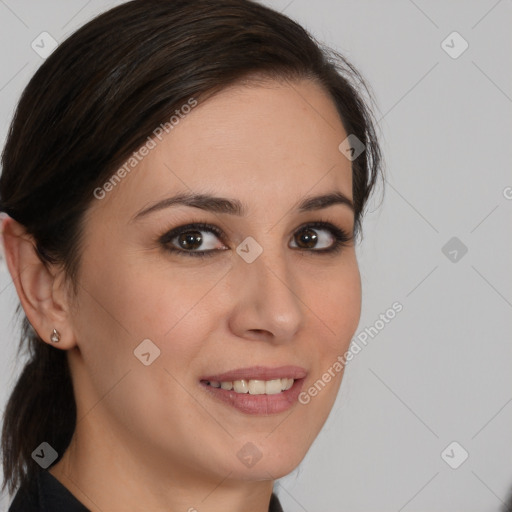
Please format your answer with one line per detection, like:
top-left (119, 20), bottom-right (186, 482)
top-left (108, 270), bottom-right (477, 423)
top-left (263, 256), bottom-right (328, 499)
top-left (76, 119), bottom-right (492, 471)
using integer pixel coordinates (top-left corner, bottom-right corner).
top-left (227, 245), bottom-right (304, 343)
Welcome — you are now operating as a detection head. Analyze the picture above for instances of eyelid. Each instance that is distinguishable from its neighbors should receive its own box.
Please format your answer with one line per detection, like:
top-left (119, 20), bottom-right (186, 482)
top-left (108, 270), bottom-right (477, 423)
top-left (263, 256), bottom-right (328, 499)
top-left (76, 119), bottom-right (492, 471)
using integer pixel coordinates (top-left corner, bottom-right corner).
top-left (159, 222), bottom-right (226, 244)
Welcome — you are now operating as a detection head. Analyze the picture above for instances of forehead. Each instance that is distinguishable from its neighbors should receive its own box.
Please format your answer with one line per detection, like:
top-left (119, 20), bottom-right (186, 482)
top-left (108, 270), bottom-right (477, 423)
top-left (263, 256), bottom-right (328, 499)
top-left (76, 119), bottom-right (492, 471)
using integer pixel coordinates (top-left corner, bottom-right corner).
top-left (90, 79), bottom-right (352, 221)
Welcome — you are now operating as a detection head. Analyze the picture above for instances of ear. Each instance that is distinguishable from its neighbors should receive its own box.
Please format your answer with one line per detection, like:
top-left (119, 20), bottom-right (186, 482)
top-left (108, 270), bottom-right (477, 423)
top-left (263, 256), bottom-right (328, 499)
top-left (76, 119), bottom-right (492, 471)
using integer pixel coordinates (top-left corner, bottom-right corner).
top-left (1, 215), bottom-right (77, 350)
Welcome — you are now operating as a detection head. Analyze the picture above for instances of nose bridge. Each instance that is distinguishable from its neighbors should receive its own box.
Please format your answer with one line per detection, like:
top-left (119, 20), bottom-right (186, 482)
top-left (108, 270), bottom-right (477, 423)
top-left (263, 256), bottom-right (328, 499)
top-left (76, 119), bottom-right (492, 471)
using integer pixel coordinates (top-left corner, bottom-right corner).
top-left (230, 238), bottom-right (304, 339)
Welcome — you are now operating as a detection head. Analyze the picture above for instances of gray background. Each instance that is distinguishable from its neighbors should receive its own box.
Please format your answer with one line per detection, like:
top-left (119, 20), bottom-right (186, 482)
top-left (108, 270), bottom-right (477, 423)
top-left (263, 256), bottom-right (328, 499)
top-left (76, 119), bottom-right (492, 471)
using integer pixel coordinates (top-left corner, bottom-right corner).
top-left (0, 1), bottom-right (511, 510)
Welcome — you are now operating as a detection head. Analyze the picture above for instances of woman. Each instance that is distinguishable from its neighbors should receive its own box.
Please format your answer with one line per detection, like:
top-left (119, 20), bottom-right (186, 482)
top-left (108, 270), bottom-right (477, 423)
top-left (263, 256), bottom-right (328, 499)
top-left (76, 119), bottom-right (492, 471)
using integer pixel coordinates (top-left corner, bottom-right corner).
top-left (0, 0), bottom-right (383, 510)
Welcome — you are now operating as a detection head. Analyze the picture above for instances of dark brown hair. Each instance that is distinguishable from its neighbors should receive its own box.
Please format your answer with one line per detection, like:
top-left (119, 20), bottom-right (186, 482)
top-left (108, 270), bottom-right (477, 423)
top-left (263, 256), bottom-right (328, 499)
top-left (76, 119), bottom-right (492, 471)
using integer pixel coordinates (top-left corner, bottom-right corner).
top-left (0, 0), bottom-right (384, 496)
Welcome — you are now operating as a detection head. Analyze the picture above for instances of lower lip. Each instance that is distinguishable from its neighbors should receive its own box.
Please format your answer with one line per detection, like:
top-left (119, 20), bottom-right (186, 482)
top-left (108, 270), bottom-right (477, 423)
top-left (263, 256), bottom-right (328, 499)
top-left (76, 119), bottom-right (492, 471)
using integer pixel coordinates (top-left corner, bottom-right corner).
top-left (199, 379), bottom-right (305, 415)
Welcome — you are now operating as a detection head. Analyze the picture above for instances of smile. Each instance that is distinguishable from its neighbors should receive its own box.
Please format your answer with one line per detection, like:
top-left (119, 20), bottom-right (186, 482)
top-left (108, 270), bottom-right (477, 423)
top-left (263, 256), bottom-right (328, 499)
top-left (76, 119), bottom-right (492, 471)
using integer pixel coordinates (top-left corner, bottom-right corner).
top-left (199, 366), bottom-right (307, 415)
top-left (203, 378), bottom-right (295, 395)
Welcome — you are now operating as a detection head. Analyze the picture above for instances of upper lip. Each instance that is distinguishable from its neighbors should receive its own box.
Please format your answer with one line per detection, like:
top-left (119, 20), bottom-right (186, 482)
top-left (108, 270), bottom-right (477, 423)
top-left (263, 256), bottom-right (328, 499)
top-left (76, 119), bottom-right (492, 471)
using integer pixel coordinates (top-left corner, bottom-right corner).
top-left (200, 365), bottom-right (307, 382)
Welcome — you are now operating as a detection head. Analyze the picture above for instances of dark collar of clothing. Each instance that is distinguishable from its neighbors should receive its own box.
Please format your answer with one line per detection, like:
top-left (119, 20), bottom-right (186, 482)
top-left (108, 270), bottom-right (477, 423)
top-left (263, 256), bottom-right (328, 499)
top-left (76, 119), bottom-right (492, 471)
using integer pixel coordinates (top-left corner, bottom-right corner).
top-left (8, 470), bottom-right (89, 512)
top-left (8, 469), bottom-right (284, 512)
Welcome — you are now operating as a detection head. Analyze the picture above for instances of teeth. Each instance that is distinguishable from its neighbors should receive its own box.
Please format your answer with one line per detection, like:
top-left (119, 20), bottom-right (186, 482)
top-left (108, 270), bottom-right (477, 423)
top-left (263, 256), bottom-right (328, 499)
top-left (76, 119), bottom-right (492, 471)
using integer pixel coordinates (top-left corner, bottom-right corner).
top-left (233, 379), bottom-right (249, 393)
top-left (282, 378), bottom-right (294, 390)
top-left (261, 379), bottom-right (282, 395)
top-left (206, 378), bottom-right (294, 394)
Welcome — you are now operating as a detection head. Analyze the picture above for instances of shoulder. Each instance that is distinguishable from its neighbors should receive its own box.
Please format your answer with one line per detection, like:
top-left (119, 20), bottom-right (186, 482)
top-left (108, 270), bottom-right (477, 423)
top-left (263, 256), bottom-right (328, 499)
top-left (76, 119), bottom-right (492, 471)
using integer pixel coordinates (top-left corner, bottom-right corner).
top-left (8, 469), bottom-right (90, 512)
top-left (504, 491), bottom-right (512, 512)
top-left (269, 492), bottom-right (284, 512)
top-left (8, 471), bottom-right (40, 512)
top-left (10, 471), bottom-right (281, 512)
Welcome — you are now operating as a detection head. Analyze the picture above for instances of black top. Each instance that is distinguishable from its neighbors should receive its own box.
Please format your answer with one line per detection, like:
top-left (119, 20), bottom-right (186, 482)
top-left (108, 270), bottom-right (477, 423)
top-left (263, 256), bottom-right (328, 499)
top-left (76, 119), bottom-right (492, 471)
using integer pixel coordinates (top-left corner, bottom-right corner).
top-left (8, 469), bottom-right (284, 511)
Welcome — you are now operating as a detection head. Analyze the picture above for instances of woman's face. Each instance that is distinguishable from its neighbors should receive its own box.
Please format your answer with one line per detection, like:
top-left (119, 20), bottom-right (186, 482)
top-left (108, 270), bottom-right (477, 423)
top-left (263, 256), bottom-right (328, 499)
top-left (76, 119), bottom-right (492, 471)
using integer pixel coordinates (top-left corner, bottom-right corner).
top-left (67, 78), bottom-right (361, 482)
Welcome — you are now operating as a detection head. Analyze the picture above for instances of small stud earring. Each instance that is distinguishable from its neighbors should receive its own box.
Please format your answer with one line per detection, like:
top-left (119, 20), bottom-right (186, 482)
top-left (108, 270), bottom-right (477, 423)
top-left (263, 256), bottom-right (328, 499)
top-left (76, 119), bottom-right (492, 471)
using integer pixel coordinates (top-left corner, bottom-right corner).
top-left (50, 328), bottom-right (60, 343)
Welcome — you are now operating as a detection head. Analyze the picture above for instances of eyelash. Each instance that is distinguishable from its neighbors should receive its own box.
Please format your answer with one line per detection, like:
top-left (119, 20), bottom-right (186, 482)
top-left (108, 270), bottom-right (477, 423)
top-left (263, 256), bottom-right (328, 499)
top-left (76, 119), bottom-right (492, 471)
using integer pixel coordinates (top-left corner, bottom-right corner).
top-left (158, 221), bottom-right (353, 258)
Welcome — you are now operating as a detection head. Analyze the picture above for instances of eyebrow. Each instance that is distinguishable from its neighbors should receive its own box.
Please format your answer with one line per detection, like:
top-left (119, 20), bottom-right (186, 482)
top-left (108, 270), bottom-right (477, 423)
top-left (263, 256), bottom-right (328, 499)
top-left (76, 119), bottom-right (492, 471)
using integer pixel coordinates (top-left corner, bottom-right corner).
top-left (131, 190), bottom-right (354, 222)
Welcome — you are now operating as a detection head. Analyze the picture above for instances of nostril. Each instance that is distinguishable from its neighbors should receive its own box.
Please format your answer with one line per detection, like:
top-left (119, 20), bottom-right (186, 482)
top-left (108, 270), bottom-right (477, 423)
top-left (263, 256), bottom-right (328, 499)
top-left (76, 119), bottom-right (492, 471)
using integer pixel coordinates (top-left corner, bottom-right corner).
top-left (249, 329), bottom-right (270, 336)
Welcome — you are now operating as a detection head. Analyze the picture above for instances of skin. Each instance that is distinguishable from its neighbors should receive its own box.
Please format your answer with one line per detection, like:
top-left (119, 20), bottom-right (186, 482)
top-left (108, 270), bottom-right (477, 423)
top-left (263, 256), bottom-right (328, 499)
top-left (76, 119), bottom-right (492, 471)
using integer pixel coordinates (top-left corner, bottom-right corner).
top-left (2, 78), bottom-right (362, 512)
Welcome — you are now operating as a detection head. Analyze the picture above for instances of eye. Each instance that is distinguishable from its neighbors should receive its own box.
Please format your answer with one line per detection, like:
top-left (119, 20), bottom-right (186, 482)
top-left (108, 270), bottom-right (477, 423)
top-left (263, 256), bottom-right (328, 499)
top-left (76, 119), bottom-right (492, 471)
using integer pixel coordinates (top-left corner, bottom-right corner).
top-left (290, 222), bottom-right (352, 253)
top-left (159, 221), bottom-right (352, 258)
top-left (159, 222), bottom-right (227, 257)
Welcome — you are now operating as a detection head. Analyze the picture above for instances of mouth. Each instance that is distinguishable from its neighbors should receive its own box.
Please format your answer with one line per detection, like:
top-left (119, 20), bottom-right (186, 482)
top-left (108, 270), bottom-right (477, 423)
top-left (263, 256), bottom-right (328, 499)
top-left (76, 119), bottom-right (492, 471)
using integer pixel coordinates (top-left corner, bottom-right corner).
top-left (201, 377), bottom-right (295, 395)
top-left (199, 365), bottom-right (307, 415)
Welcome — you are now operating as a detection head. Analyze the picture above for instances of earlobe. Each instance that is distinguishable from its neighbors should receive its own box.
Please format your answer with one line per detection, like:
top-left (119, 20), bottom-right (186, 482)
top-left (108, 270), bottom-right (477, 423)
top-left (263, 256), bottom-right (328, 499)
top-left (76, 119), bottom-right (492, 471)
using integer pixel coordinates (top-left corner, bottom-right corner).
top-left (1, 215), bottom-right (75, 349)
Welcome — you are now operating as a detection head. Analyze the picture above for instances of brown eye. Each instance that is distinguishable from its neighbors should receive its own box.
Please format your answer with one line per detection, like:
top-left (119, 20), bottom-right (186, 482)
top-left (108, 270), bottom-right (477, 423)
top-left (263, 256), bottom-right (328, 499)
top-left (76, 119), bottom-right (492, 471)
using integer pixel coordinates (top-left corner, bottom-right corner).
top-left (177, 231), bottom-right (203, 250)
top-left (160, 221), bottom-right (351, 258)
top-left (295, 228), bottom-right (318, 249)
top-left (290, 224), bottom-right (337, 251)
top-left (160, 222), bottom-right (228, 257)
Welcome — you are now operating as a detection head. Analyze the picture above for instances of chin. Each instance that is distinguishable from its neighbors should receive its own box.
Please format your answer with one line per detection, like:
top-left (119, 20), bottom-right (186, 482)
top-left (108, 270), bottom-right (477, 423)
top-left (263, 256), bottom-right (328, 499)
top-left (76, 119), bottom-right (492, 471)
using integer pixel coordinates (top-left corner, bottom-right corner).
top-left (229, 458), bottom-right (304, 482)
top-left (220, 439), bottom-right (311, 481)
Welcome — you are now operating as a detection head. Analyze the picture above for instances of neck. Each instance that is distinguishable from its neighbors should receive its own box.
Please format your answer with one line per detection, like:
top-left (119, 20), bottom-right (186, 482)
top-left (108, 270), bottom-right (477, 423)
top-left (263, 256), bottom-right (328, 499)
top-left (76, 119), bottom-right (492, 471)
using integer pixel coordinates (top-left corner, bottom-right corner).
top-left (49, 414), bottom-right (275, 512)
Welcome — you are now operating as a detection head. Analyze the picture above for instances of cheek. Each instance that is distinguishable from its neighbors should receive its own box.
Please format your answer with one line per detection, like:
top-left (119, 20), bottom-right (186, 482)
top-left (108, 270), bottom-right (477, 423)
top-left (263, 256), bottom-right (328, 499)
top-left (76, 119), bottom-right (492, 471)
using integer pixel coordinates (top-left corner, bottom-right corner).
top-left (300, 258), bottom-right (361, 408)
top-left (71, 251), bottom-right (235, 419)
top-left (69, 253), bottom-right (225, 446)
top-left (308, 257), bottom-right (362, 350)
top-left (78, 246), bottom-right (228, 340)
